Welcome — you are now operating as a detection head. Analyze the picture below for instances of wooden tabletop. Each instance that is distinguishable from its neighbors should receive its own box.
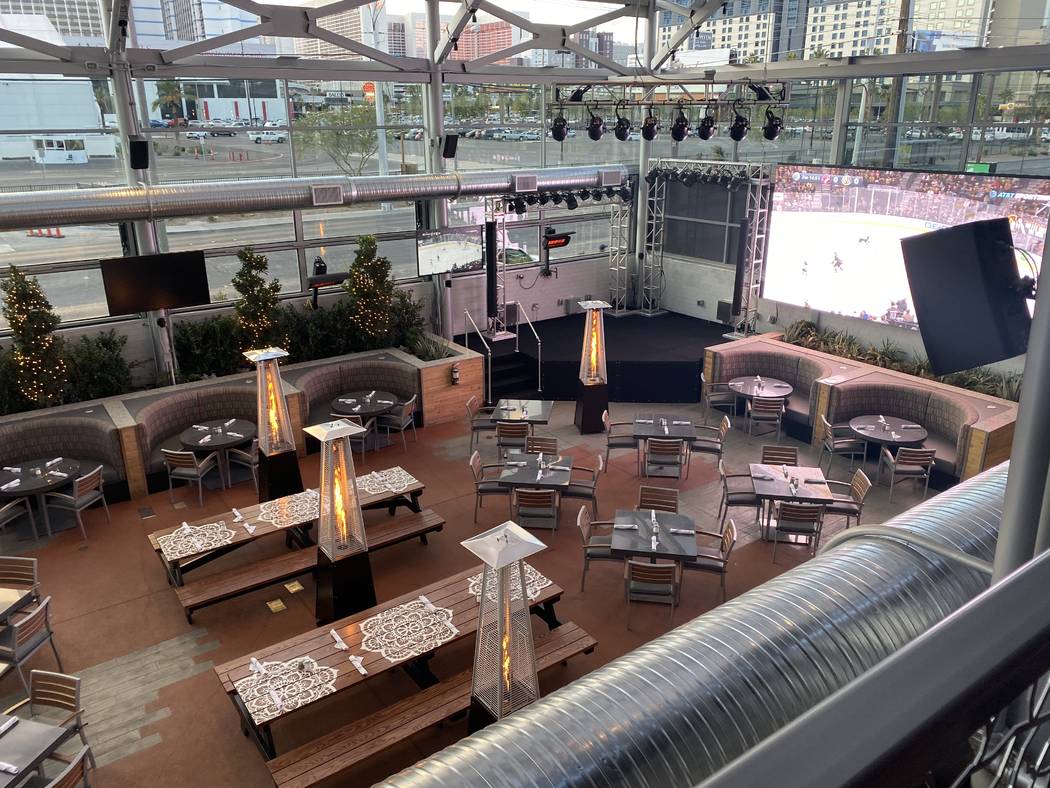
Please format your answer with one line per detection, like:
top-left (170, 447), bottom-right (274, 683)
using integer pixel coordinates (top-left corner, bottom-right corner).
top-left (749, 464), bottom-right (833, 504)
top-left (214, 565), bottom-right (563, 725)
top-left (148, 469), bottom-right (425, 564)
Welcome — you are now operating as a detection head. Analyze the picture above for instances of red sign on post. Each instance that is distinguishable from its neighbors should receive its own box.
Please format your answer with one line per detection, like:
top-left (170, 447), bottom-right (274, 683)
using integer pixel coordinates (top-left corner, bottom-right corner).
top-left (363, 82), bottom-right (376, 102)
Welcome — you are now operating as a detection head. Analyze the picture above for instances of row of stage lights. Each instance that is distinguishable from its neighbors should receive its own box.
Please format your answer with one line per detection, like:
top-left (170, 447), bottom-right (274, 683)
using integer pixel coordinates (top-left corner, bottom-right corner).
top-left (646, 165), bottom-right (750, 192)
top-left (502, 186), bottom-right (633, 215)
top-left (551, 101), bottom-right (785, 144)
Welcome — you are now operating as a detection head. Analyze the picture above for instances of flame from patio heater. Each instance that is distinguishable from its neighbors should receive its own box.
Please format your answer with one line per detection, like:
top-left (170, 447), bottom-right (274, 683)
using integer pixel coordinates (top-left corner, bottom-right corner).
top-left (265, 370), bottom-right (281, 446)
top-left (586, 310), bottom-right (601, 382)
top-left (318, 221), bottom-right (326, 257)
top-left (331, 442), bottom-right (350, 551)
top-left (501, 591), bottom-right (512, 697)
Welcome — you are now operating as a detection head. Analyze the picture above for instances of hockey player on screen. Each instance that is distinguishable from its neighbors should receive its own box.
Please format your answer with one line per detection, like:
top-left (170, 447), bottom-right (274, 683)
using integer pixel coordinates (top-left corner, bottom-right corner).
top-left (831, 253), bottom-right (844, 272)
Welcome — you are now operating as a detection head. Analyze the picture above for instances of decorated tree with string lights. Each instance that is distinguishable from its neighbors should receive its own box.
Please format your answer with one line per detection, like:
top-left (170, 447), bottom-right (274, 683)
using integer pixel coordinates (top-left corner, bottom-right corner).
top-left (232, 247), bottom-right (282, 351)
top-left (1, 265), bottom-right (67, 407)
top-left (345, 235), bottom-right (394, 346)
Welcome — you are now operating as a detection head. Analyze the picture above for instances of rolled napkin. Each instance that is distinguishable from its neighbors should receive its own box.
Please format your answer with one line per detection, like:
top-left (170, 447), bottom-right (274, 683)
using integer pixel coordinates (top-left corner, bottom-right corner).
top-left (249, 657), bottom-right (267, 674)
top-left (348, 654), bottom-right (368, 675)
top-left (549, 465), bottom-right (572, 472)
top-left (224, 418), bottom-right (236, 427)
top-left (46, 457), bottom-right (63, 467)
top-left (242, 523), bottom-right (256, 535)
top-left (339, 398), bottom-right (357, 404)
top-left (377, 400), bottom-right (394, 405)
top-left (0, 762), bottom-right (18, 775)
top-left (774, 383), bottom-right (790, 387)
top-left (891, 433), bottom-right (900, 440)
top-left (662, 424), bottom-right (669, 435)
top-left (878, 415), bottom-right (886, 422)
top-left (856, 425), bottom-right (874, 430)
top-left (176, 521), bottom-right (193, 535)
top-left (0, 717), bottom-right (18, 737)
top-left (0, 479), bottom-right (20, 491)
top-left (192, 424), bottom-right (208, 431)
top-left (672, 420), bottom-right (691, 425)
top-left (367, 390), bottom-right (376, 398)
top-left (199, 434), bottom-right (212, 444)
top-left (227, 431), bottom-right (244, 439)
top-left (669, 528), bottom-right (695, 536)
top-left (753, 474), bottom-right (774, 481)
top-left (651, 535), bottom-right (658, 549)
top-left (614, 523), bottom-right (638, 530)
top-left (351, 405), bottom-right (361, 413)
top-left (651, 509), bottom-right (657, 523)
top-left (47, 470), bottom-right (68, 478)
top-left (232, 508), bottom-right (243, 522)
top-left (2, 466), bottom-right (20, 473)
top-left (902, 424), bottom-right (923, 429)
top-left (635, 419), bottom-right (654, 424)
top-left (330, 628), bottom-right (349, 650)
top-left (536, 469), bottom-right (544, 481)
top-left (506, 461), bottom-right (527, 467)
top-left (268, 689), bottom-right (284, 710)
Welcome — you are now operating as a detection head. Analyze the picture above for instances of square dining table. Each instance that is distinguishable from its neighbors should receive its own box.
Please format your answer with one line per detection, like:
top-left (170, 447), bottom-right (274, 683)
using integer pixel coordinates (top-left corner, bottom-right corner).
top-left (490, 399), bottom-right (554, 425)
top-left (749, 463), bottom-right (833, 538)
top-left (610, 509), bottom-right (699, 562)
top-left (632, 414), bottom-right (698, 441)
top-left (497, 452), bottom-right (573, 491)
top-left (0, 714), bottom-right (66, 788)
top-left (0, 587), bottom-right (32, 624)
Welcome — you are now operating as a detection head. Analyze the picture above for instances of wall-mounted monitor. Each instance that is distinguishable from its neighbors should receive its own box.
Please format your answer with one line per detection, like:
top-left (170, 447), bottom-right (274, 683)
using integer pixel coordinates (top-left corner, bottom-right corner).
top-left (100, 251), bottom-right (210, 315)
top-left (764, 164), bottom-right (1049, 330)
top-left (417, 226), bottom-right (484, 276)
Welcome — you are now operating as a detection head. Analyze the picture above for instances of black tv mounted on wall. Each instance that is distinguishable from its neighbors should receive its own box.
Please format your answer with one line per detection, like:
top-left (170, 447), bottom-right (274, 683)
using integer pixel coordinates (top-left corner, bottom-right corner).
top-left (100, 251), bottom-right (210, 315)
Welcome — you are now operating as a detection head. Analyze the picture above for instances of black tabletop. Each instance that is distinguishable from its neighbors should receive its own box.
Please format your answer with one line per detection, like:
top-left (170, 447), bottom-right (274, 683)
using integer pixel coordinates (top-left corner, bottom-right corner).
top-left (179, 419), bottom-right (256, 453)
top-left (331, 391), bottom-right (398, 419)
top-left (848, 415), bottom-right (928, 447)
top-left (633, 414), bottom-right (697, 440)
top-left (0, 458), bottom-right (81, 498)
top-left (490, 399), bottom-right (554, 425)
top-left (0, 714), bottom-right (66, 788)
top-left (749, 464), bottom-right (833, 504)
top-left (728, 376), bottom-right (794, 399)
top-left (498, 452), bottom-right (573, 489)
top-left (610, 509), bottom-right (699, 562)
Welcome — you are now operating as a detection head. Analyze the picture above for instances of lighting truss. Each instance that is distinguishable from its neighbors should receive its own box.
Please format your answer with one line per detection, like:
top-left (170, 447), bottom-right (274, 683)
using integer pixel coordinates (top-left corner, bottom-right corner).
top-left (607, 199), bottom-right (631, 315)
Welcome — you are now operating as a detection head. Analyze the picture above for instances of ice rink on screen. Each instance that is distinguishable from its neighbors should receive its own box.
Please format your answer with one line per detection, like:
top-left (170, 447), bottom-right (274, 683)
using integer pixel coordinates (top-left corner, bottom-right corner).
top-left (764, 211), bottom-right (941, 322)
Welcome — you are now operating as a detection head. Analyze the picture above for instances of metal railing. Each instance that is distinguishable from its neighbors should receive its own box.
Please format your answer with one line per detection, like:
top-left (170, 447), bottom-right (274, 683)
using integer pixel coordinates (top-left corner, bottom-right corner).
top-left (508, 300), bottom-right (542, 393)
top-left (701, 542), bottom-right (1050, 788)
top-left (462, 309), bottom-right (492, 404)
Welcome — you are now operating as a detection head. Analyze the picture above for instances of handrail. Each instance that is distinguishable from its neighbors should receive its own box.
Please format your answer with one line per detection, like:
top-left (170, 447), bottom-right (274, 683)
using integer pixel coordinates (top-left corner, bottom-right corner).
top-left (463, 309), bottom-right (492, 404)
top-left (508, 300), bottom-right (543, 393)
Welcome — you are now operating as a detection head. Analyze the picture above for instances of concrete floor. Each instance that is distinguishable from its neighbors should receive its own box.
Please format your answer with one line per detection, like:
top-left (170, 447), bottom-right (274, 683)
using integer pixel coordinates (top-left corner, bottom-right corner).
top-left (4, 400), bottom-right (934, 787)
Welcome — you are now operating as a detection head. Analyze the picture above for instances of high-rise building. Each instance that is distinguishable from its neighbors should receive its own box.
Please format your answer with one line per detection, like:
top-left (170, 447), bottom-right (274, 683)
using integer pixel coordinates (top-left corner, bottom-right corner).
top-left (448, 19), bottom-right (521, 64)
top-left (659, 0), bottom-right (808, 61)
top-left (572, 29), bottom-right (614, 68)
top-left (130, 0), bottom-right (264, 48)
top-left (803, 0), bottom-right (896, 57)
top-left (387, 19), bottom-right (406, 58)
top-left (293, 2), bottom-right (385, 60)
top-left (0, 0), bottom-right (101, 37)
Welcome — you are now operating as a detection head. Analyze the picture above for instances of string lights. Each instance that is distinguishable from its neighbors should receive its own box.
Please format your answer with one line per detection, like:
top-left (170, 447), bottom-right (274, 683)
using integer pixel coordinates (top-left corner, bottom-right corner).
top-left (346, 235), bottom-right (395, 342)
top-left (0, 265), bottom-right (67, 406)
top-left (232, 247), bottom-right (282, 351)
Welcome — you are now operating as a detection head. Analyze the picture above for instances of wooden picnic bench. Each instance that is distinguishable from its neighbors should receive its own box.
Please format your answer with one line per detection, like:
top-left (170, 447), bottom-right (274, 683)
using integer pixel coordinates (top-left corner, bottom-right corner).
top-left (175, 509), bottom-right (445, 623)
top-left (214, 565), bottom-right (564, 758)
top-left (148, 468), bottom-right (426, 586)
top-left (266, 621), bottom-right (596, 787)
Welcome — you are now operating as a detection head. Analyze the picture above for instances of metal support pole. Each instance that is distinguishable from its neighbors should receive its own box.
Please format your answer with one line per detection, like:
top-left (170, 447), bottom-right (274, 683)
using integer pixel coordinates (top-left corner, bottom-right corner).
top-left (632, 3), bottom-right (657, 311)
top-left (994, 243), bottom-right (1050, 579)
top-left (830, 78), bottom-right (850, 165)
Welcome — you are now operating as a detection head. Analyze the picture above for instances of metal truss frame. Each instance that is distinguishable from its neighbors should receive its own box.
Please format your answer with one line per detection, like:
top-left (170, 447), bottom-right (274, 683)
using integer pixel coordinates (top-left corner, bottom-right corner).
top-left (607, 200), bottom-right (631, 315)
top-left (641, 171), bottom-right (666, 316)
top-left (484, 196), bottom-right (509, 338)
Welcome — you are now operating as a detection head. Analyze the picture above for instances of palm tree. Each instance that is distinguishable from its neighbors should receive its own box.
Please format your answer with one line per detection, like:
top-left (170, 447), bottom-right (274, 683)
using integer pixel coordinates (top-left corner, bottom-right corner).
top-left (809, 46), bottom-right (831, 59)
top-left (151, 79), bottom-right (185, 120)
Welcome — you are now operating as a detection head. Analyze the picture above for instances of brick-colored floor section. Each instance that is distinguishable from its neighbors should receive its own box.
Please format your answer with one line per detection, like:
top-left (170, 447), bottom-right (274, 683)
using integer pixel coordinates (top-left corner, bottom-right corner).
top-left (9, 401), bottom-right (933, 786)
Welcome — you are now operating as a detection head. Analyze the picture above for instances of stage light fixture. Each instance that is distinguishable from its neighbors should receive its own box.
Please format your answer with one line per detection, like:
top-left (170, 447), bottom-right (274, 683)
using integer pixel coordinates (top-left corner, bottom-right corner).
top-left (569, 85), bottom-right (591, 102)
top-left (565, 193), bottom-right (578, 210)
top-left (578, 190), bottom-right (591, 201)
top-left (591, 189), bottom-right (603, 201)
top-left (586, 107), bottom-right (604, 141)
top-left (747, 81), bottom-right (775, 102)
top-left (512, 196), bottom-right (527, 215)
top-left (729, 102), bottom-right (750, 142)
top-left (613, 101), bottom-right (631, 142)
top-left (524, 193), bottom-right (538, 206)
top-left (681, 170), bottom-right (697, 187)
top-left (604, 187), bottom-right (616, 199)
top-left (616, 186), bottom-right (632, 201)
top-left (645, 169), bottom-right (659, 185)
top-left (641, 106), bottom-right (659, 141)
top-left (538, 193), bottom-right (551, 205)
top-left (670, 103), bottom-right (689, 143)
top-left (697, 112), bottom-right (717, 141)
top-left (551, 110), bottom-right (568, 143)
top-left (762, 108), bottom-right (784, 141)
top-left (729, 173), bottom-right (747, 192)
top-left (551, 192), bottom-right (564, 205)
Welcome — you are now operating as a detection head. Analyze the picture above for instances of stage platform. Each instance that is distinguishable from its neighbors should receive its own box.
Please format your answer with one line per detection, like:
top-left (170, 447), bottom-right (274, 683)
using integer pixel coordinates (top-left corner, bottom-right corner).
top-left (460, 312), bottom-right (728, 403)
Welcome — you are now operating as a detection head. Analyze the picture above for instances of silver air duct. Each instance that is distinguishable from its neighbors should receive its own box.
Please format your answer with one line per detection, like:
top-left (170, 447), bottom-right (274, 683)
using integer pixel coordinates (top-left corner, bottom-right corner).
top-left (380, 463), bottom-right (1007, 788)
top-left (0, 165), bottom-right (629, 230)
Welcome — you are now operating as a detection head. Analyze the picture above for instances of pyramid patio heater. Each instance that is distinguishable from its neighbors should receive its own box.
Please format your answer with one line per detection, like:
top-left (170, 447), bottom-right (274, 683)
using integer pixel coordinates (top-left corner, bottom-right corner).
top-left (574, 300), bottom-right (610, 434)
top-left (303, 419), bottom-right (376, 624)
top-left (244, 347), bottom-right (303, 502)
top-left (461, 521), bottom-right (546, 733)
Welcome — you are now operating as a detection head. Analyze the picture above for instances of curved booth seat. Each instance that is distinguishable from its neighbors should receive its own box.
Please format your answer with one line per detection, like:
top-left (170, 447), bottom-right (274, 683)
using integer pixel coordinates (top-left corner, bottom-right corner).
top-left (828, 382), bottom-right (980, 477)
top-left (0, 414), bottom-right (126, 485)
top-left (707, 347), bottom-right (836, 428)
top-left (285, 357), bottom-right (421, 432)
top-left (130, 385), bottom-right (257, 475)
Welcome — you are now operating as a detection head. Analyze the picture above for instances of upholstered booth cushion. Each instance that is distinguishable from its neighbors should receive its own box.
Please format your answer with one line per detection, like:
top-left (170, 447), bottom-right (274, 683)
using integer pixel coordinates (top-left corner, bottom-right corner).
top-left (709, 348), bottom-right (834, 428)
top-left (0, 415), bottom-right (125, 483)
top-left (291, 358), bottom-right (422, 429)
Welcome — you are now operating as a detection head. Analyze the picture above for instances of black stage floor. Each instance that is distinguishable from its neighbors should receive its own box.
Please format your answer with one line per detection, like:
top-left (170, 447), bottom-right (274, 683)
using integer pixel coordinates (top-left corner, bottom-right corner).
top-left (462, 312), bottom-right (728, 402)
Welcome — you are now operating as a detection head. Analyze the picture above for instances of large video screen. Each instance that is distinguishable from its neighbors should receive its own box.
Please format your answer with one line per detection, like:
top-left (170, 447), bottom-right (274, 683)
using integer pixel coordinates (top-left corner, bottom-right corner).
top-left (417, 226), bottom-right (483, 276)
top-left (764, 165), bottom-right (1049, 329)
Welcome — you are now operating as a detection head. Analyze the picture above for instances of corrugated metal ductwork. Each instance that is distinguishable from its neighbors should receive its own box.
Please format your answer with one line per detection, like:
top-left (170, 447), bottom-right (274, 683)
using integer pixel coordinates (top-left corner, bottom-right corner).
top-left (0, 165), bottom-right (629, 230)
top-left (380, 463), bottom-right (1007, 788)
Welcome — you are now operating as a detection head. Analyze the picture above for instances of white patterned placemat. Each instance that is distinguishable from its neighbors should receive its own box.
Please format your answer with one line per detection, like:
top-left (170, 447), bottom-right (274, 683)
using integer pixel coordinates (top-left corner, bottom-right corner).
top-left (358, 467), bottom-right (419, 496)
top-left (157, 521), bottom-right (235, 562)
top-left (234, 656), bottom-right (338, 725)
top-left (468, 562), bottom-right (552, 604)
top-left (359, 599), bottom-right (457, 662)
top-left (257, 490), bottom-right (320, 528)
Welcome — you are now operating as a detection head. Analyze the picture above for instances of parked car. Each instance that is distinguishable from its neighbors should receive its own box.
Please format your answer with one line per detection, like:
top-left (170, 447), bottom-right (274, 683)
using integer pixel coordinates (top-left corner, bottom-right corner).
top-left (185, 131), bottom-right (208, 140)
top-left (501, 129), bottom-right (527, 141)
top-left (521, 130), bottom-right (541, 141)
top-left (209, 127), bottom-right (236, 136)
top-left (248, 130), bottom-right (288, 143)
top-left (149, 119), bottom-right (167, 128)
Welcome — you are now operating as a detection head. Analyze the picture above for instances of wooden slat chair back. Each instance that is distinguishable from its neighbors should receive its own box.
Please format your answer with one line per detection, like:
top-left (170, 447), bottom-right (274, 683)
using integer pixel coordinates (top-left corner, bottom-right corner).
top-left (161, 449), bottom-right (202, 470)
top-left (760, 445), bottom-right (799, 466)
top-left (850, 469), bottom-right (873, 503)
top-left (514, 489), bottom-right (557, 509)
top-left (73, 466), bottom-right (104, 499)
top-left (0, 556), bottom-right (37, 591)
top-left (638, 485), bottom-right (678, 513)
top-left (496, 422), bottom-right (530, 440)
top-left (48, 745), bottom-right (92, 788)
top-left (896, 447), bottom-right (937, 468)
top-left (15, 598), bottom-right (51, 651)
top-left (525, 436), bottom-right (558, 455)
top-left (751, 396), bottom-right (785, 416)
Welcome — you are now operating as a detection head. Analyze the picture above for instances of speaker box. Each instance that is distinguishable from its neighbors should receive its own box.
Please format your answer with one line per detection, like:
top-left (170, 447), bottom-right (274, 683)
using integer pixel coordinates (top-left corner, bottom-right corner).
top-left (716, 300), bottom-right (733, 323)
top-left (441, 133), bottom-right (459, 159)
top-left (129, 138), bottom-right (150, 170)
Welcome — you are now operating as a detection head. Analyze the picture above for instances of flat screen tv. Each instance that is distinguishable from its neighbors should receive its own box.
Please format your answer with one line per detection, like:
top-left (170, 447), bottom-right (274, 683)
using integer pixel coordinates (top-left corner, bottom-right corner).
top-left (417, 226), bottom-right (484, 276)
top-left (764, 164), bottom-right (1049, 329)
top-left (100, 251), bottom-right (210, 315)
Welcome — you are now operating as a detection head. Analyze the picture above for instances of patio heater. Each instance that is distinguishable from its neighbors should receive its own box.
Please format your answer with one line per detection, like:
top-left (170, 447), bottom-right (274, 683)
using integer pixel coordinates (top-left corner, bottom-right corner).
top-left (574, 300), bottom-right (611, 434)
top-left (303, 419), bottom-right (376, 624)
top-left (244, 347), bottom-right (303, 503)
top-left (461, 521), bottom-right (546, 733)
